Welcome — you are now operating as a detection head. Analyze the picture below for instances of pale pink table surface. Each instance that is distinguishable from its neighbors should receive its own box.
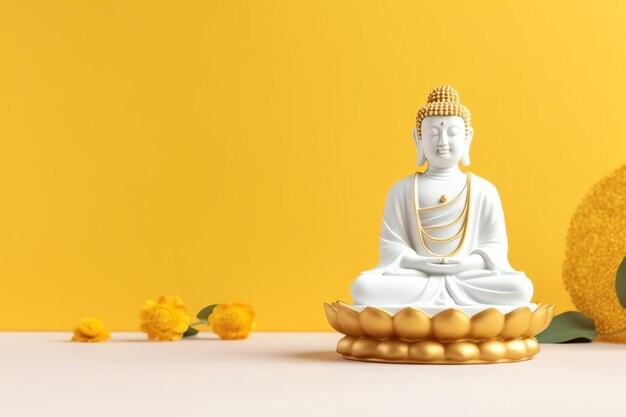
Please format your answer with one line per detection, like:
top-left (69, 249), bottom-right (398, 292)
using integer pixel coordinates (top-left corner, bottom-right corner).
top-left (0, 332), bottom-right (623, 417)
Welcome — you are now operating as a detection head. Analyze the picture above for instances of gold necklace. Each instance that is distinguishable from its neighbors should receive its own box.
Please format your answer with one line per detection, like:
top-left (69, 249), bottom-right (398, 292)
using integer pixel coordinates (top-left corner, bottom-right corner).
top-left (422, 198), bottom-right (468, 230)
top-left (421, 218), bottom-right (467, 242)
top-left (422, 179), bottom-right (470, 233)
top-left (419, 189), bottom-right (469, 242)
top-left (417, 179), bottom-right (468, 212)
top-left (413, 172), bottom-right (471, 257)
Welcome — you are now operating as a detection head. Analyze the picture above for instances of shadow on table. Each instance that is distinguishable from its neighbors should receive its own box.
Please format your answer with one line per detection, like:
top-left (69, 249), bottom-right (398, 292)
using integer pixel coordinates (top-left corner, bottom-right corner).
top-left (282, 350), bottom-right (345, 362)
top-left (55, 336), bottom-right (223, 343)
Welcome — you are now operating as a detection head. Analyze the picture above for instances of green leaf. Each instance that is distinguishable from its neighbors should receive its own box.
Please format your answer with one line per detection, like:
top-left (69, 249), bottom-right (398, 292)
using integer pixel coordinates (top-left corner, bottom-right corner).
top-left (536, 311), bottom-right (596, 343)
top-left (197, 304), bottom-right (218, 321)
top-left (182, 326), bottom-right (199, 338)
top-left (615, 257), bottom-right (626, 308)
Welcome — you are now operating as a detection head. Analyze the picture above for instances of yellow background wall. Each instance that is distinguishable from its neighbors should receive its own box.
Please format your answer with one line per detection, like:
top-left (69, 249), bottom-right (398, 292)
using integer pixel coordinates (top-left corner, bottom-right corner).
top-left (1, 1), bottom-right (625, 330)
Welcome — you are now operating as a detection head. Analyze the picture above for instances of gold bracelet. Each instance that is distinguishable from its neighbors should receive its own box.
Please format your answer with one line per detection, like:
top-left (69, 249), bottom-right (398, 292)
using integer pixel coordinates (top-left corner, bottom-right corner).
top-left (413, 172), bottom-right (472, 257)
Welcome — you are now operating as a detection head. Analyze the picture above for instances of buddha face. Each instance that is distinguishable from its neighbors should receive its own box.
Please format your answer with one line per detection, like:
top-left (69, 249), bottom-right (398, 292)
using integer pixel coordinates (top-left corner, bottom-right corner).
top-left (413, 116), bottom-right (473, 168)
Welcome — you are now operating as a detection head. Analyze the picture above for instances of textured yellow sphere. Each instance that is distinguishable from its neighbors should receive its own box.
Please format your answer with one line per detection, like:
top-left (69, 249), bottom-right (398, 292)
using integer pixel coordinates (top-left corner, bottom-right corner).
top-left (563, 164), bottom-right (626, 342)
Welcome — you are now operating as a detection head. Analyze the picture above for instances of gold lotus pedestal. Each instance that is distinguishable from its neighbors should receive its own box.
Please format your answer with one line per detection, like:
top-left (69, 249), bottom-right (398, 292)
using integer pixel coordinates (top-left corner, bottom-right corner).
top-left (324, 302), bottom-right (555, 364)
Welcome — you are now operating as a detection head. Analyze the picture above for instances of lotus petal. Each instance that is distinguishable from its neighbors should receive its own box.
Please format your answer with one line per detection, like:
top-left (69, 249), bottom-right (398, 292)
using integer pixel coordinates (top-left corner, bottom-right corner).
top-left (505, 339), bottom-right (528, 360)
top-left (537, 305), bottom-right (556, 334)
top-left (432, 309), bottom-right (471, 340)
top-left (523, 304), bottom-right (549, 337)
top-left (409, 341), bottom-right (445, 361)
top-left (469, 308), bottom-right (505, 339)
top-left (337, 336), bottom-right (356, 355)
top-left (525, 337), bottom-right (540, 356)
top-left (351, 338), bottom-right (378, 358)
top-left (376, 340), bottom-right (409, 361)
top-left (445, 341), bottom-right (480, 361)
top-left (324, 303), bottom-right (343, 333)
top-left (335, 302), bottom-right (365, 336)
top-left (359, 307), bottom-right (394, 338)
top-left (478, 340), bottom-right (506, 361)
top-left (393, 307), bottom-right (431, 340)
top-left (500, 307), bottom-right (532, 338)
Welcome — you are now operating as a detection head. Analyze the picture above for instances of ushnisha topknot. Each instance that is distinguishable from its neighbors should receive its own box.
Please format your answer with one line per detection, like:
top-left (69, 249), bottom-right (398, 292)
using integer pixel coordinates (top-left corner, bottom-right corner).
top-left (416, 85), bottom-right (472, 138)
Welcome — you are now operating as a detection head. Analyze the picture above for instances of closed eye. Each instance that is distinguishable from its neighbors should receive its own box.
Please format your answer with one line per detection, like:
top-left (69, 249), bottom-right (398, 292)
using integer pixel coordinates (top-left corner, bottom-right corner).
top-left (448, 127), bottom-right (462, 136)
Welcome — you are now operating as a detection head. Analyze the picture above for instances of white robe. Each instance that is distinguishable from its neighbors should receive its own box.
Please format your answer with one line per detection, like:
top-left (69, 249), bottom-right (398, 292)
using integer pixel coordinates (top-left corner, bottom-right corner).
top-left (351, 173), bottom-right (533, 308)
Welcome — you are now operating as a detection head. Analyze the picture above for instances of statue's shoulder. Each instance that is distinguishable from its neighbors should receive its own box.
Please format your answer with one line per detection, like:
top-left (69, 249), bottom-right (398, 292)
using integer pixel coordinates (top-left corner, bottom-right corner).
top-left (384, 173), bottom-right (416, 201)
top-left (469, 173), bottom-right (502, 199)
top-left (470, 173), bottom-right (493, 188)
top-left (391, 173), bottom-right (417, 192)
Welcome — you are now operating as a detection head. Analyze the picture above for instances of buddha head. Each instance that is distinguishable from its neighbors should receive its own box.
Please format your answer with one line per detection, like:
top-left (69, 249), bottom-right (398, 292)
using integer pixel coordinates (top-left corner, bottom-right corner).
top-left (413, 85), bottom-right (474, 168)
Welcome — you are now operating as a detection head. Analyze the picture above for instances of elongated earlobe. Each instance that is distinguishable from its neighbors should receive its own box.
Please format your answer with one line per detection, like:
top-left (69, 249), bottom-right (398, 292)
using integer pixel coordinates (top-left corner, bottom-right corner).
top-left (461, 127), bottom-right (474, 166)
top-left (413, 127), bottom-right (426, 166)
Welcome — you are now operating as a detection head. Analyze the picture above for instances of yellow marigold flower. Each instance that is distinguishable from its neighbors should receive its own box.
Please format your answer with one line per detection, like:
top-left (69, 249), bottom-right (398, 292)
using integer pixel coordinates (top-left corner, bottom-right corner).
top-left (140, 295), bottom-right (190, 341)
top-left (210, 303), bottom-right (255, 340)
top-left (71, 318), bottom-right (110, 342)
top-left (563, 164), bottom-right (626, 342)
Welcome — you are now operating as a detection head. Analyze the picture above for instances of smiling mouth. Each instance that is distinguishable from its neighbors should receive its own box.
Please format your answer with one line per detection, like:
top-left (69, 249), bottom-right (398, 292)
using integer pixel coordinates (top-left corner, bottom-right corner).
top-left (437, 147), bottom-right (450, 154)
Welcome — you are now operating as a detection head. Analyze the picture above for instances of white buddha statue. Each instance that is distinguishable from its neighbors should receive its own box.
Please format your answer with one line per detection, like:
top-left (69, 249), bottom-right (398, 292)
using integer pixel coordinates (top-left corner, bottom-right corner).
top-left (351, 86), bottom-right (534, 314)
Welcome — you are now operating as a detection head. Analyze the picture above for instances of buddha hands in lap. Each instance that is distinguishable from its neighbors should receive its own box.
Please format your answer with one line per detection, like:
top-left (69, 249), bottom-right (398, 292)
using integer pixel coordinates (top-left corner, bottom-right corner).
top-left (351, 86), bottom-right (534, 310)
